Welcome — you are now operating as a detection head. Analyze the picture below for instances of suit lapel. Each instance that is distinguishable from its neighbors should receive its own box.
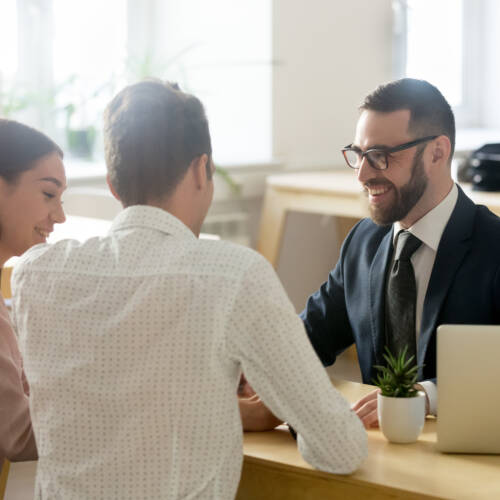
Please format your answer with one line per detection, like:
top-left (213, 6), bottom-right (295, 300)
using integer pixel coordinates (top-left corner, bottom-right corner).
top-left (418, 187), bottom-right (476, 373)
top-left (368, 229), bottom-right (394, 365)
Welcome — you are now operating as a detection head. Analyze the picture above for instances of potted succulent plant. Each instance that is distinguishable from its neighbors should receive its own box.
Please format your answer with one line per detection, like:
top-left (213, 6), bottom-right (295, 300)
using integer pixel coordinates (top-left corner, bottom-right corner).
top-left (373, 346), bottom-right (426, 443)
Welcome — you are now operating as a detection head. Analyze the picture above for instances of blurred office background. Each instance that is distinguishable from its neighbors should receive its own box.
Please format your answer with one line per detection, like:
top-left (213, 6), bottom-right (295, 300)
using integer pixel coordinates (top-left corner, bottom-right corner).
top-left (1, 0), bottom-right (499, 312)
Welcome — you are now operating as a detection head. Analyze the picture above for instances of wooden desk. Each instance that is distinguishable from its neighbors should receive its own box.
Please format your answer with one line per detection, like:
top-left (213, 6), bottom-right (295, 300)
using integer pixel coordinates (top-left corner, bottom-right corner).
top-left (237, 379), bottom-right (500, 500)
top-left (257, 171), bottom-right (500, 267)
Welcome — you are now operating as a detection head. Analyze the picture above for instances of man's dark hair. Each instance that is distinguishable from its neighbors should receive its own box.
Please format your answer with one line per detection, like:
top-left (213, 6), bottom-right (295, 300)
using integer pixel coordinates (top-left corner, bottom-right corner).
top-left (0, 119), bottom-right (63, 184)
top-left (361, 78), bottom-right (455, 162)
top-left (104, 80), bottom-right (212, 206)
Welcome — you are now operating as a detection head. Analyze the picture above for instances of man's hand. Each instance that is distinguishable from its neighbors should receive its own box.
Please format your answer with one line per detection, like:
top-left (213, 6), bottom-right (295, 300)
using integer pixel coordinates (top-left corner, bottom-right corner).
top-left (238, 374), bottom-right (283, 431)
top-left (414, 384), bottom-right (431, 415)
top-left (237, 374), bottom-right (256, 398)
top-left (351, 388), bottom-right (381, 429)
top-left (352, 386), bottom-right (431, 429)
top-left (239, 394), bottom-right (284, 431)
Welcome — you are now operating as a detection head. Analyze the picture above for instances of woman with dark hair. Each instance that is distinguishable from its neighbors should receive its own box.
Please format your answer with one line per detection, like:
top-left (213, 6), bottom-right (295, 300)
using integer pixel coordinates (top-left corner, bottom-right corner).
top-left (0, 119), bottom-right (66, 469)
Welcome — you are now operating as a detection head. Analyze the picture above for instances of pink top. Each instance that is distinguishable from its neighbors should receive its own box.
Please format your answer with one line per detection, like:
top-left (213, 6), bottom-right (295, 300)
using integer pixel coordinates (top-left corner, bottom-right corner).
top-left (0, 295), bottom-right (37, 467)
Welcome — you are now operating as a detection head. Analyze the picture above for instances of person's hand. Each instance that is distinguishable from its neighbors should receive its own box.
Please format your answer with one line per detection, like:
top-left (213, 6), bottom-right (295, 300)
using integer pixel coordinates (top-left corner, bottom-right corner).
top-left (351, 388), bottom-right (381, 429)
top-left (414, 384), bottom-right (431, 415)
top-left (237, 374), bottom-right (282, 431)
top-left (239, 394), bottom-right (283, 431)
top-left (237, 373), bottom-right (256, 398)
top-left (352, 386), bottom-right (431, 429)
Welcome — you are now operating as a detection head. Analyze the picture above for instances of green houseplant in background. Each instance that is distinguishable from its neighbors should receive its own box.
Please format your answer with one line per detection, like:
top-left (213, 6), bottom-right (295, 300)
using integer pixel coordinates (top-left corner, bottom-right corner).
top-left (57, 74), bottom-right (112, 160)
top-left (64, 102), bottom-right (96, 159)
top-left (0, 76), bottom-right (99, 160)
top-left (373, 346), bottom-right (426, 443)
top-left (0, 85), bottom-right (32, 117)
top-left (0, 47), bottom-right (241, 194)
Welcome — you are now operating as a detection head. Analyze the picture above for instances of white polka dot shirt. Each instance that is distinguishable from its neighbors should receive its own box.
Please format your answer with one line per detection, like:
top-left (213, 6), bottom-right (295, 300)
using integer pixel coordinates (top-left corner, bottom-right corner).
top-left (12, 206), bottom-right (367, 500)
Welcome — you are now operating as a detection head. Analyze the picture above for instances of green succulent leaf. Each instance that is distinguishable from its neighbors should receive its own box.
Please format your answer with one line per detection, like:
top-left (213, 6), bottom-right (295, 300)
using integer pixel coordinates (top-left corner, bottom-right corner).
top-left (371, 345), bottom-right (425, 398)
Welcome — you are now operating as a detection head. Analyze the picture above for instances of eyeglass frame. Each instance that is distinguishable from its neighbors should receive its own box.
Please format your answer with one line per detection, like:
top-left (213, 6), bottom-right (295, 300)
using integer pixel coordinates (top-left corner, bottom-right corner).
top-left (341, 135), bottom-right (439, 171)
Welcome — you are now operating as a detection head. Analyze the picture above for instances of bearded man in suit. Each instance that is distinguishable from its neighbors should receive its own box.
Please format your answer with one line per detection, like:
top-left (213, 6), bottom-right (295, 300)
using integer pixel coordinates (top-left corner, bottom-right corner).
top-left (240, 78), bottom-right (500, 430)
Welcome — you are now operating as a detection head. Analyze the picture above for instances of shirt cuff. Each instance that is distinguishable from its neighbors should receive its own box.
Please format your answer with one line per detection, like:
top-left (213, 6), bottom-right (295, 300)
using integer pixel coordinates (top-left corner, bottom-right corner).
top-left (419, 380), bottom-right (438, 416)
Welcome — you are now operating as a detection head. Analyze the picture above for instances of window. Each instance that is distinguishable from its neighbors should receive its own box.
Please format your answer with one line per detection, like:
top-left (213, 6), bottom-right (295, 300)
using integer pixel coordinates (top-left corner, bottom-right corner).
top-left (151, 0), bottom-right (272, 164)
top-left (394, 0), bottom-right (500, 130)
top-left (405, 0), bottom-right (463, 108)
top-left (0, 1), bottom-right (18, 91)
top-left (52, 0), bottom-right (127, 138)
top-left (0, 0), bottom-right (272, 165)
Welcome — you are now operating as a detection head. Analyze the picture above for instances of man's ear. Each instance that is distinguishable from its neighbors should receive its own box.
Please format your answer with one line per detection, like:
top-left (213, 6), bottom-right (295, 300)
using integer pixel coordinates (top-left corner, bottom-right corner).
top-left (191, 154), bottom-right (209, 190)
top-left (431, 135), bottom-right (451, 166)
top-left (106, 174), bottom-right (121, 202)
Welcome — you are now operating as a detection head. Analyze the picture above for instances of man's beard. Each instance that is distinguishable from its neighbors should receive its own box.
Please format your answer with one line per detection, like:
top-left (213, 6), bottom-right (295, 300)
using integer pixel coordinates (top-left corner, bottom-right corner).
top-left (368, 152), bottom-right (428, 226)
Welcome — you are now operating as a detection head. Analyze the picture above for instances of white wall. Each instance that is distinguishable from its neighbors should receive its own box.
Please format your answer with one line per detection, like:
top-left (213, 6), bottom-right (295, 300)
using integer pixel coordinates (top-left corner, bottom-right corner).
top-left (272, 0), bottom-right (393, 169)
top-left (270, 0), bottom-right (393, 321)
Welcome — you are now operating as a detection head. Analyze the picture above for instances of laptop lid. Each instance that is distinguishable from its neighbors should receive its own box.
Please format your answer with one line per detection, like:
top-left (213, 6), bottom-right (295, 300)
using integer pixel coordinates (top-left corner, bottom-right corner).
top-left (437, 324), bottom-right (500, 453)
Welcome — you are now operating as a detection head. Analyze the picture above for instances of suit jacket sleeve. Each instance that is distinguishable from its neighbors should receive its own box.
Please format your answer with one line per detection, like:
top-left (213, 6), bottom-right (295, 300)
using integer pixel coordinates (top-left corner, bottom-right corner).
top-left (299, 223), bottom-right (361, 366)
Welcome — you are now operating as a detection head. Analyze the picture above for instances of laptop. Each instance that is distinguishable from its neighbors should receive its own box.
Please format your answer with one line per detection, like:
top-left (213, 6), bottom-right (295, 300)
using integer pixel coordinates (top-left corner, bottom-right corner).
top-left (437, 324), bottom-right (500, 453)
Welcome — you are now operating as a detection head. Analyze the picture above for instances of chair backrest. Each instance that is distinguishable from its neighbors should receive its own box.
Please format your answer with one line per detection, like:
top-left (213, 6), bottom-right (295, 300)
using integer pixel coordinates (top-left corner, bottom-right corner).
top-left (1, 267), bottom-right (13, 300)
top-left (0, 460), bottom-right (10, 500)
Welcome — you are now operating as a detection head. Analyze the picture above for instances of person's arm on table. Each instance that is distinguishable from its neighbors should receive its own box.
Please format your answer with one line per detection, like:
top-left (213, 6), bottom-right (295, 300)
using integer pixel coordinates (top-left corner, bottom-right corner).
top-left (239, 394), bottom-right (284, 431)
top-left (238, 373), bottom-right (284, 431)
top-left (228, 255), bottom-right (367, 474)
top-left (240, 230), bottom-right (359, 433)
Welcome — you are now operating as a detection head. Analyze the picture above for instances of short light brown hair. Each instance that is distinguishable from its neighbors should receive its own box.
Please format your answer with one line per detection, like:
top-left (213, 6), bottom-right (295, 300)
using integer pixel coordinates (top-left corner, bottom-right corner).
top-left (104, 80), bottom-right (212, 206)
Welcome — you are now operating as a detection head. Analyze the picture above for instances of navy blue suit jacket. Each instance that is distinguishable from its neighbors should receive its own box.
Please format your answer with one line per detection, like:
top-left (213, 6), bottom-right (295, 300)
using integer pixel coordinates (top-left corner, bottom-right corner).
top-left (300, 186), bottom-right (500, 384)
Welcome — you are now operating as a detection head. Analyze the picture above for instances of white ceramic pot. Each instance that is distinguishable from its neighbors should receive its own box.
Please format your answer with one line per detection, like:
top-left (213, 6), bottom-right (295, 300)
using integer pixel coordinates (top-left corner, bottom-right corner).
top-left (377, 391), bottom-right (426, 444)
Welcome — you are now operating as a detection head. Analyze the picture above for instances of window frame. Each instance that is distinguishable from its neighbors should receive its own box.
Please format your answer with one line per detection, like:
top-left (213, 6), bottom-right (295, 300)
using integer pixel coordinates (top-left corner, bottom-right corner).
top-left (392, 0), bottom-right (486, 130)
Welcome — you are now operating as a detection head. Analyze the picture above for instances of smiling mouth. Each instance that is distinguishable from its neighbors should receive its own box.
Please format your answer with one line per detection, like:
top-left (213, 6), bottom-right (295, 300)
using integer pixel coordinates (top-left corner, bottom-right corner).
top-left (34, 227), bottom-right (50, 239)
top-left (365, 184), bottom-right (391, 196)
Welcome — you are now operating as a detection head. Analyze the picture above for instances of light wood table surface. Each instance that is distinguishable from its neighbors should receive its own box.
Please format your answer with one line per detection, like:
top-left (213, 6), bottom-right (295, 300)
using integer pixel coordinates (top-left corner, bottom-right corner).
top-left (257, 171), bottom-right (500, 267)
top-left (237, 378), bottom-right (500, 500)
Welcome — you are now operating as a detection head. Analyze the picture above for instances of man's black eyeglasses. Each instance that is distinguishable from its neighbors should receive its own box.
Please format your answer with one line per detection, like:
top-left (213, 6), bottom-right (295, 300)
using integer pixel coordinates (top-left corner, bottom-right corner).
top-left (341, 135), bottom-right (438, 171)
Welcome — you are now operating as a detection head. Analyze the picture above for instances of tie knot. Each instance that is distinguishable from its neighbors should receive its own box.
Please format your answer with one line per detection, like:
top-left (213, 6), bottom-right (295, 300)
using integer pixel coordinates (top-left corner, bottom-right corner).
top-left (394, 231), bottom-right (421, 261)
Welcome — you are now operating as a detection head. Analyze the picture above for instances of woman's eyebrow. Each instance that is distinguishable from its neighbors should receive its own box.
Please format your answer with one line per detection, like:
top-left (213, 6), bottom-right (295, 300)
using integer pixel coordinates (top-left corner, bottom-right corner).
top-left (37, 177), bottom-right (64, 188)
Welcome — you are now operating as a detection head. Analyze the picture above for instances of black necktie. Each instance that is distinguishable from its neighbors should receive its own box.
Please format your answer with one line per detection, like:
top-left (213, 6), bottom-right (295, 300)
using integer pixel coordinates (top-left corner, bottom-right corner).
top-left (385, 231), bottom-right (422, 362)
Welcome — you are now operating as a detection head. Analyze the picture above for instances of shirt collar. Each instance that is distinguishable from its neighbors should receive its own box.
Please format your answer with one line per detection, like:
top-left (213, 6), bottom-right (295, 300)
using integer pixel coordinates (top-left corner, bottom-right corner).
top-left (110, 205), bottom-right (197, 240)
top-left (393, 183), bottom-right (458, 251)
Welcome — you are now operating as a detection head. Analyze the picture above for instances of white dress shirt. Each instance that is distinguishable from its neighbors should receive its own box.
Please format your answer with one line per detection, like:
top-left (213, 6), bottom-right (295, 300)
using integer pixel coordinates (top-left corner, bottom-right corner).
top-left (12, 206), bottom-right (366, 500)
top-left (393, 183), bottom-right (458, 414)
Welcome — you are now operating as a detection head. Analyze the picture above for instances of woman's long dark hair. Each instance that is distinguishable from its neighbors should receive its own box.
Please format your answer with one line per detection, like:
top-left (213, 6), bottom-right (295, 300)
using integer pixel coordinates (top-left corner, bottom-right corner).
top-left (0, 119), bottom-right (63, 183)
